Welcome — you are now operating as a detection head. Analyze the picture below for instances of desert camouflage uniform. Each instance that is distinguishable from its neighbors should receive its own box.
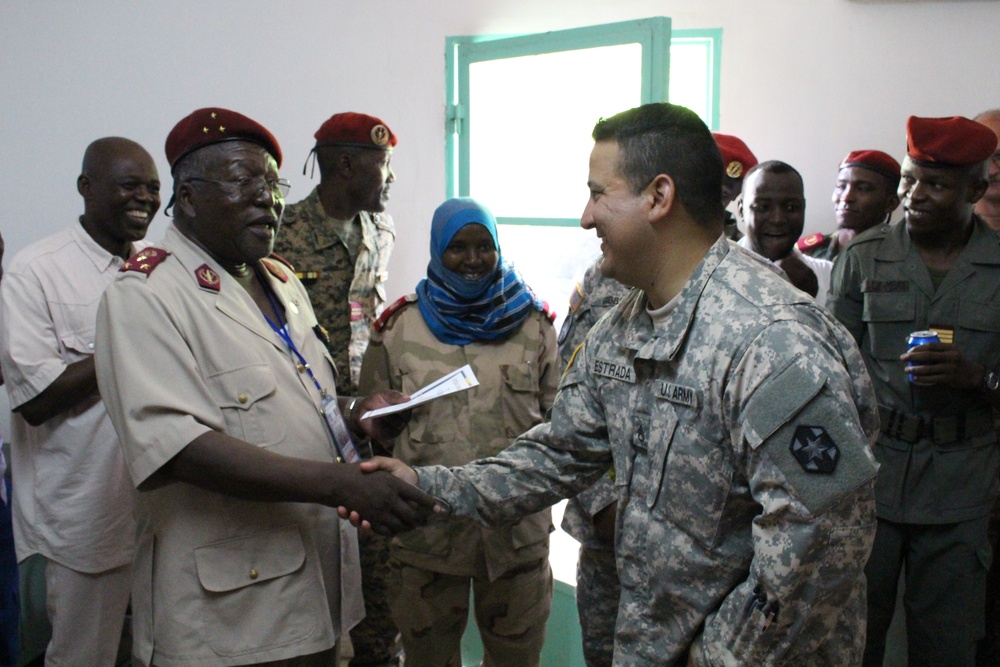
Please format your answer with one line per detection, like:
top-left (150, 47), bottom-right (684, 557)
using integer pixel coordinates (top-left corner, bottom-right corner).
top-left (557, 256), bottom-right (628, 667)
top-left (273, 186), bottom-right (398, 666)
top-left (360, 299), bottom-right (559, 667)
top-left (417, 236), bottom-right (880, 667)
top-left (274, 187), bottom-right (395, 396)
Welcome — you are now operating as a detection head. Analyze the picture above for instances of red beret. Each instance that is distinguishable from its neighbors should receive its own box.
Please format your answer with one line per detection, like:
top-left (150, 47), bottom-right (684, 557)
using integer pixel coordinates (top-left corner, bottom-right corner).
top-left (713, 133), bottom-right (758, 179)
top-left (905, 116), bottom-right (998, 167)
top-left (166, 107), bottom-right (282, 171)
top-left (314, 112), bottom-right (398, 150)
top-left (839, 150), bottom-right (901, 185)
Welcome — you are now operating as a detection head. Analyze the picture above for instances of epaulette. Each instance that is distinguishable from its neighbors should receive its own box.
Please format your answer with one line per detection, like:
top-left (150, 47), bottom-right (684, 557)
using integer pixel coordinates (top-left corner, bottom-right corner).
top-left (796, 233), bottom-right (828, 252)
top-left (373, 294), bottom-right (417, 333)
top-left (121, 248), bottom-right (170, 275)
top-left (267, 252), bottom-right (295, 272)
top-left (848, 223), bottom-right (891, 248)
top-left (260, 257), bottom-right (289, 283)
top-left (540, 300), bottom-right (557, 324)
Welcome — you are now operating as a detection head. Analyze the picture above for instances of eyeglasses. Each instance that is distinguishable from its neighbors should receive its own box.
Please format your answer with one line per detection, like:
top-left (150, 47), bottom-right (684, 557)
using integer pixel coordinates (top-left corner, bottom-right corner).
top-left (186, 175), bottom-right (291, 200)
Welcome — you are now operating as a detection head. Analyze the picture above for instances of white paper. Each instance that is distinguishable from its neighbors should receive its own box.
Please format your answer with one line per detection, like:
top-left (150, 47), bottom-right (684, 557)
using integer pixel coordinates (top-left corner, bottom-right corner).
top-left (360, 364), bottom-right (479, 420)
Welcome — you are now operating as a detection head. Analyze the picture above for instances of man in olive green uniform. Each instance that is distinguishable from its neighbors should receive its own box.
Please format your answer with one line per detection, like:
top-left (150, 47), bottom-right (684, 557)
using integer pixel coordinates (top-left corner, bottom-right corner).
top-left (829, 115), bottom-right (1000, 667)
top-left (273, 112), bottom-right (400, 666)
top-left (798, 150), bottom-right (900, 261)
top-left (369, 103), bottom-right (880, 666)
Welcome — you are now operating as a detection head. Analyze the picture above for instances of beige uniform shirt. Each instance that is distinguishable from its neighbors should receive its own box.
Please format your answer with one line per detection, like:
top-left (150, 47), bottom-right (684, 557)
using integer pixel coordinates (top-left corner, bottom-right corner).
top-left (96, 225), bottom-right (363, 667)
top-left (0, 223), bottom-right (139, 571)
top-left (360, 299), bottom-right (558, 581)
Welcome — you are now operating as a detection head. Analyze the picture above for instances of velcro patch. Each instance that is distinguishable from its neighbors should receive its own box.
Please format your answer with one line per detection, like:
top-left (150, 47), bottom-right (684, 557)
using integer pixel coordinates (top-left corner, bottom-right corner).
top-left (654, 381), bottom-right (698, 408)
top-left (743, 359), bottom-right (875, 513)
top-left (592, 357), bottom-right (635, 383)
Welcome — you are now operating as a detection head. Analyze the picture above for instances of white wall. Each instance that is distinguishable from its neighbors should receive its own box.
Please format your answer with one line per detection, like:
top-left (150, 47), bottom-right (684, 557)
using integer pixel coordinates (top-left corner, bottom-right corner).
top-left (2, 0), bottom-right (999, 316)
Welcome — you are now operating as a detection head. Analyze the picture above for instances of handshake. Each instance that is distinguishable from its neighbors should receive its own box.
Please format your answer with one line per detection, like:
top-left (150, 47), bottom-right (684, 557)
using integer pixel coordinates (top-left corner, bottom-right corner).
top-left (336, 390), bottom-right (446, 536)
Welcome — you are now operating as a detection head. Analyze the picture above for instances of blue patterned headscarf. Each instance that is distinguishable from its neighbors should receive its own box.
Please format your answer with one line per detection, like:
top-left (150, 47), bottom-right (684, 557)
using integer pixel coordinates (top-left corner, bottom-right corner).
top-left (416, 198), bottom-right (544, 346)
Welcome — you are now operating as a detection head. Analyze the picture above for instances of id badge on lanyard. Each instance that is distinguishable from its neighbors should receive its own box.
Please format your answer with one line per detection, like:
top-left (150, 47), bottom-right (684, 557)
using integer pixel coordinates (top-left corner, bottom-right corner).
top-left (321, 393), bottom-right (362, 463)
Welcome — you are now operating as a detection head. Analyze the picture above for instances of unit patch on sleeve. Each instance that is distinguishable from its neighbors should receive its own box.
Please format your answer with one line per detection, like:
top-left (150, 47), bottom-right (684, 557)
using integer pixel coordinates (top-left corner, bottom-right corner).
top-left (789, 425), bottom-right (839, 474)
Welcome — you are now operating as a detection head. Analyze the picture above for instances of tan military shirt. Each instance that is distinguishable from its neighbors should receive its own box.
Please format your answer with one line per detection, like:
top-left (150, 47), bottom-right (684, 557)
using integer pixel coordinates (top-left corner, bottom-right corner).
top-left (360, 298), bottom-right (558, 581)
top-left (416, 236), bottom-right (879, 666)
top-left (274, 187), bottom-right (395, 394)
top-left (96, 224), bottom-right (363, 667)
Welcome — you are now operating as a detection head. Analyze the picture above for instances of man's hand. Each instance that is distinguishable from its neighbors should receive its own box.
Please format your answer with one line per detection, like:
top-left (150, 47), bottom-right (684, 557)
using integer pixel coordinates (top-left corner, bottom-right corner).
top-left (351, 390), bottom-right (412, 448)
top-left (359, 455), bottom-right (419, 485)
top-left (334, 461), bottom-right (436, 537)
top-left (901, 342), bottom-right (984, 390)
top-left (776, 254), bottom-right (819, 298)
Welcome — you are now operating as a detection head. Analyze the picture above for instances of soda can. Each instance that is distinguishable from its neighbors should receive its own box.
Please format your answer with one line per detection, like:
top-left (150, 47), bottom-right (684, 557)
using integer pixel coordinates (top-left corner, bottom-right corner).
top-left (906, 330), bottom-right (940, 384)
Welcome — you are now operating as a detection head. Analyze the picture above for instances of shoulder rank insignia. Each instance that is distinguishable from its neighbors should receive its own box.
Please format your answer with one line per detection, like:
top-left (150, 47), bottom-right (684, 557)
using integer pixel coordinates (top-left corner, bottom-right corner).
top-left (374, 294), bottom-right (417, 333)
top-left (796, 233), bottom-right (826, 251)
top-left (194, 264), bottom-right (221, 292)
top-left (267, 252), bottom-right (295, 272)
top-left (260, 257), bottom-right (289, 283)
top-left (789, 425), bottom-right (839, 474)
top-left (540, 300), bottom-right (557, 324)
top-left (121, 247), bottom-right (169, 275)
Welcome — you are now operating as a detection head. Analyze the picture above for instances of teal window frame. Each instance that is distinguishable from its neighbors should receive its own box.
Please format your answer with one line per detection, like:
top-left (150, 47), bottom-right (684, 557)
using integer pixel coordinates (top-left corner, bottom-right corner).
top-left (445, 19), bottom-right (721, 228)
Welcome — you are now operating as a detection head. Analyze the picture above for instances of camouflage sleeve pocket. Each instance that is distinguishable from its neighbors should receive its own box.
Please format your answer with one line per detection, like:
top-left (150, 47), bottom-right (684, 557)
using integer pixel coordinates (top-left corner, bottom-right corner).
top-left (742, 359), bottom-right (877, 515)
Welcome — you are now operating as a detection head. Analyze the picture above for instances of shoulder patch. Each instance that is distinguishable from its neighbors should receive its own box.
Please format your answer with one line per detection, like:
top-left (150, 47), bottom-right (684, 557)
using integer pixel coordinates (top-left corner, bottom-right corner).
top-left (796, 233), bottom-right (826, 251)
top-left (267, 252), bottom-right (295, 272)
top-left (121, 247), bottom-right (170, 275)
top-left (374, 294), bottom-right (417, 333)
top-left (568, 282), bottom-right (584, 313)
top-left (194, 264), bottom-right (221, 292)
top-left (260, 257), bottom-right (289, 283)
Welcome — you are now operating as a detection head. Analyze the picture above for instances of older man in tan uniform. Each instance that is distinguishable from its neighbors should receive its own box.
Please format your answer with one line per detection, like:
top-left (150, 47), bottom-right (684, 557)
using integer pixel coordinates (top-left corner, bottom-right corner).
top-left (95, 107), bottom-right (435, 667)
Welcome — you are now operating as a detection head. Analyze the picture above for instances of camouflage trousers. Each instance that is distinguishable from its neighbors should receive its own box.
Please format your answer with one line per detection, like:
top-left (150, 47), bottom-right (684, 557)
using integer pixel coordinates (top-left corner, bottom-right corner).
top-left (576, 545), bottom-right (619, 667)
top-left (348, 532), bottom-right (401, 667)
top-left (388, 557), bottom-right (553, 667)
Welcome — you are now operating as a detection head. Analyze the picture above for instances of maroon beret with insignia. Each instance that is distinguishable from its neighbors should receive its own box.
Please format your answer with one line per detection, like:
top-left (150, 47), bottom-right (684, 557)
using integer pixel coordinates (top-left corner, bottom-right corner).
top-left (906, 116), bottom-right (998, 167)
top-left (314, 112), bottom-right (398, 150)
top-left (713, 133), bottom-right (758, 179)
top-left (839, 150), bottom-right (901, 186)
top-left (166, 107), bottom-right (282, 171)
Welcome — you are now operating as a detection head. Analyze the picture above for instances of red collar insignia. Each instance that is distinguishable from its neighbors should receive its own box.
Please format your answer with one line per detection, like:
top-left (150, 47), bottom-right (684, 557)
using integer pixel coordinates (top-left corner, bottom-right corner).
top-left (195, 264), bottom-right (221, 292)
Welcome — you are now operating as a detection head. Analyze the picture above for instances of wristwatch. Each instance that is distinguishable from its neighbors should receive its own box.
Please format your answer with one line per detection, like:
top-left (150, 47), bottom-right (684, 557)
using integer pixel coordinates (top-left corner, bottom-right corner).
top-left (984, 369), bottom-right (1000, 393)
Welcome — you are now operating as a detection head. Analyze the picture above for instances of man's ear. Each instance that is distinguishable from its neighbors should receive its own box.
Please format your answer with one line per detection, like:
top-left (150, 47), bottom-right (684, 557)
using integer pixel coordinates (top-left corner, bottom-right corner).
top-left (77, 174), bottom-right (90, 199)
top-left (647, 173), bottom-right (676, 221)
top-left (175, 183), bottom-right (197, 219)
top-left (970, 176), bottom-right (990, 205)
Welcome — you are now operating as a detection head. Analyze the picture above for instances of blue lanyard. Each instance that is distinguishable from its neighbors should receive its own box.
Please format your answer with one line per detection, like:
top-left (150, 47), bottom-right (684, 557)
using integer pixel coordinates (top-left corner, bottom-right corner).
top-left (254, 266), bottom-right (326, 397)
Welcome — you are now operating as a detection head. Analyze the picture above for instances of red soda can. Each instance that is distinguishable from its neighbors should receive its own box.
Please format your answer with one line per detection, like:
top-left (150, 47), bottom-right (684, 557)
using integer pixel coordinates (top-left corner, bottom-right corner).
top-left (906, 330), bottom-right (940, 384)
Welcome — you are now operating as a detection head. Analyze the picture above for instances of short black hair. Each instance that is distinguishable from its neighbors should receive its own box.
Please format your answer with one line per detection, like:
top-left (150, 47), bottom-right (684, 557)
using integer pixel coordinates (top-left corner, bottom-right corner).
top-left (592, 103), bottom-right (724, 226)
top-left (743, 160), bottom-right (804, 192)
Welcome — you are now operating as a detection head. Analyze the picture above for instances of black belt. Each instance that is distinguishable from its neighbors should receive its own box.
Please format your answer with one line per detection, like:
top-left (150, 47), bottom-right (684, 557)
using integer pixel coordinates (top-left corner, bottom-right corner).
top-left (878, 405), bottom-right (996, 445)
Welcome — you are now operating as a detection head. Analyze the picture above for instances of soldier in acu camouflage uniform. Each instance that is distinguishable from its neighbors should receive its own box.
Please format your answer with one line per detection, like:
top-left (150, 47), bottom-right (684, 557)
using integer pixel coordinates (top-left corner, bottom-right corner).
top-left (556, 131), bottom-right (757, 667)
top-left (272, 111), bottom-right (400, 667)
top-left (364, 102), bottom-right (880, 666)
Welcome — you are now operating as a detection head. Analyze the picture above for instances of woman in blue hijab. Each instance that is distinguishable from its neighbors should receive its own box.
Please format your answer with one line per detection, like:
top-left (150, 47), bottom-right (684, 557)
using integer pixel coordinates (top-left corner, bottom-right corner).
top-left (359, 197), bottom-right (559, 667)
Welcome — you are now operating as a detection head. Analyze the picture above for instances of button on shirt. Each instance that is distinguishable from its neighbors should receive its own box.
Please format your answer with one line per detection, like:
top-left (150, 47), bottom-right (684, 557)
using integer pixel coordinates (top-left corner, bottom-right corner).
top-left (0, 223), bottom-right (141, 571)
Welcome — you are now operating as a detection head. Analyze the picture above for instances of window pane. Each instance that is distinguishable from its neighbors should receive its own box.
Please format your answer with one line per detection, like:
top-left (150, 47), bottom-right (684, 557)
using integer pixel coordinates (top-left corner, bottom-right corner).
top-left (498, 223), bottom-right (602, 329)
top-left (669, 40), bottom-right (713, 125)
top-left (469, 44), bottom-right (642, 220)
